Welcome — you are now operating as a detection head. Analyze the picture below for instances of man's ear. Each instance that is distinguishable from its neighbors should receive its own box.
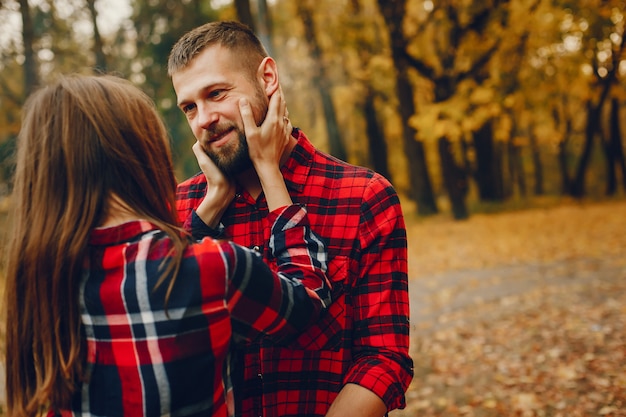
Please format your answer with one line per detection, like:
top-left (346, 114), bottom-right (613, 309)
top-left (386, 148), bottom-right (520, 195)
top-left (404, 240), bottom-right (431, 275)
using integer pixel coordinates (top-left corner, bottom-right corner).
top-left (257, 57), bottom-right (279, 96)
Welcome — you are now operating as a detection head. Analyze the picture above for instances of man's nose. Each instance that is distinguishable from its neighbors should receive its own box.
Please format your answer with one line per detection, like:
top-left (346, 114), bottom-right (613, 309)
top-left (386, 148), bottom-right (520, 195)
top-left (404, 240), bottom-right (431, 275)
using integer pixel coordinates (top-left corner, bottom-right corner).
top-left (196, 103), bottom-right (218, 129)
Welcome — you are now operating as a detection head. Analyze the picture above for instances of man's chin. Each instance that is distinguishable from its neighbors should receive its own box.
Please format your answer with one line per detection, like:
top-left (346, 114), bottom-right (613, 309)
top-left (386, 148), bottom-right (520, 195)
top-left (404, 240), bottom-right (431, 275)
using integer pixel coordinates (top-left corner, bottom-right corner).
top-left (221, 159), bottom-right (254, 178)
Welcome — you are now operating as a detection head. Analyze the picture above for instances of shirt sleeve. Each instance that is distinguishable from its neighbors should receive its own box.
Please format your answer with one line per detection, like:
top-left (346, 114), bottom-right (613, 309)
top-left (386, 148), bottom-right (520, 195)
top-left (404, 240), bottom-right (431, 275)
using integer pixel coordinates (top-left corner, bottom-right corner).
top-left (190, 211), bottom-right (225, 239)
top-left (176, 173), bottom-right (210, 236)
top-left (342, 175), bottom-right (414, 411)
top-left (223, 204), bottom-right (332, 344)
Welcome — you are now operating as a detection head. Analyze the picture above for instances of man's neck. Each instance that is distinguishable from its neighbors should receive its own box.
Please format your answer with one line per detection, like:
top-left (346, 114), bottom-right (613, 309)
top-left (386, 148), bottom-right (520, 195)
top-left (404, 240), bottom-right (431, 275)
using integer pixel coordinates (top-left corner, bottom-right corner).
top-left (235, 135), bottom-right (298, 201)
top-left (237, 169), bottom-right (263, 200)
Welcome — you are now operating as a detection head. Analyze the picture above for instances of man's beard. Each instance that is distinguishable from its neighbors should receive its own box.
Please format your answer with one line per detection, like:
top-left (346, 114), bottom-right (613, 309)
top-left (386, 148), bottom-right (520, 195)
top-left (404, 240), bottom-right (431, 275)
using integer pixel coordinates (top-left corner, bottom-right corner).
top-left (202, 86), bottom-right (269, 177)
top-left (202, 123), bottom-right (253, 178)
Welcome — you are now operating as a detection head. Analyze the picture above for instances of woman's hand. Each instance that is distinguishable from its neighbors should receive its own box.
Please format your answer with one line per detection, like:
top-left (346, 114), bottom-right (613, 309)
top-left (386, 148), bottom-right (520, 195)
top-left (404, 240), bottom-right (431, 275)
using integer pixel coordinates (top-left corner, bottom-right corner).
top-left (239, 87), bottom-right (293, 211)
top-left (240, 87), bottom-right (292, 173)
top-left (192, 141), bottom-right (235, 228)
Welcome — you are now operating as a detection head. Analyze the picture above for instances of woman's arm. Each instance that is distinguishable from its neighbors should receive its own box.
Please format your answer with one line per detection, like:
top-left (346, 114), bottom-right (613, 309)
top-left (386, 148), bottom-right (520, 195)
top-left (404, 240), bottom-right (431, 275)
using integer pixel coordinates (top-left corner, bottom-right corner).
top-left (239, 87), bottom-right (293, 211)
top-left (223, 204), bottom-right (331, 344)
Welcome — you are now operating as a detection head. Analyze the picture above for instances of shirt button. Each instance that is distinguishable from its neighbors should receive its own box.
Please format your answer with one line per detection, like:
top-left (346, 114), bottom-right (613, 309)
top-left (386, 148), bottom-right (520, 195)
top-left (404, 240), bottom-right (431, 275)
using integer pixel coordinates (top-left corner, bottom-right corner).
top-left (252, 245), bottom-right (261, 252)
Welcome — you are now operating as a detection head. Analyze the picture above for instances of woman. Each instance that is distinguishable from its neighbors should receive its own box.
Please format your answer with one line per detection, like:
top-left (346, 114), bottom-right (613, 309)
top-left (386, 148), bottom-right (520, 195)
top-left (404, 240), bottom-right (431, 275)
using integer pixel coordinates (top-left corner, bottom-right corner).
top-left (4, 74), bottom-right (330, 417)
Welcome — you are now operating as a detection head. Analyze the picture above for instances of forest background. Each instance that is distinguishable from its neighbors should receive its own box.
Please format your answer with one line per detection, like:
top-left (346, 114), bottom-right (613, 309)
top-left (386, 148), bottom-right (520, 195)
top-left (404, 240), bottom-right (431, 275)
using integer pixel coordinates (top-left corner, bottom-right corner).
top-left (0, 0), bottom-right (625, 219)
top-left (0, 0), bottom-right (625, 415)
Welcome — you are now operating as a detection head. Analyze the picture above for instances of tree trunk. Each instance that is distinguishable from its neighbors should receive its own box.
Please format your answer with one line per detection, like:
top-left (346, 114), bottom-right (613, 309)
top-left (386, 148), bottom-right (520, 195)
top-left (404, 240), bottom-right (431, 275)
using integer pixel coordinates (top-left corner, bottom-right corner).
top-left (571, 33), bottom-right (624, 197)
top-left (296, 1), bottom-right (346, 161)
top-left (495, 139), bottom-right (506, 198)
top-left (438, 137), bottom-right (469, 219)
top-left (349, 0), bottom-right (392, 183)
top-left (508, 138), bottom-right (526, 197)
top-left (570, 100), bottom-right (598, 198)
top-left (19, 0), bottom-right (38, 97)
top-left (604, 104), bottom-right (616, 196)
top-left (376, 0), bottom-right (438, 215)
top-left (234, 0), bottom-right (256, 31)
top-left (363, 91), bottom-right (392, 181)
top-left (552, 107), bottom-right (569, 195)
top-left (508, 115), bottom-right (526, 198)
top-left (606, 97), bottom-right (626, 194)
top-left (472, 119), bottom-right (506, 201)
top-left (255, 0), bottom-right (274, 56)
top-left (86, 0), bottom-right (107, 72)
top-left (527, 129), bottom-right (544, 196)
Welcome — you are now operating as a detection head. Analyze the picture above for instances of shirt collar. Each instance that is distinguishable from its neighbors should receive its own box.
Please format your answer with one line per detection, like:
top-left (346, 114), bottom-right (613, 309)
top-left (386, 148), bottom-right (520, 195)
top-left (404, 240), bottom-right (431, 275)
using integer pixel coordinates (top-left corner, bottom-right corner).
top-left (281, 128), bottom-right (314, 194)
top-left (90, 220), bottom-right (159, 245)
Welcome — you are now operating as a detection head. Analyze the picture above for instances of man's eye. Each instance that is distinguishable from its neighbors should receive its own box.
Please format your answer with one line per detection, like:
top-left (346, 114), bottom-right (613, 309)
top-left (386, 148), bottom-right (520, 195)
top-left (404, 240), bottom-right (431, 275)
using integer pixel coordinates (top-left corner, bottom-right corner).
top-left (182, 103), bottom-right (196, 113)
top-left (208, 90), bottom-right (223, 99)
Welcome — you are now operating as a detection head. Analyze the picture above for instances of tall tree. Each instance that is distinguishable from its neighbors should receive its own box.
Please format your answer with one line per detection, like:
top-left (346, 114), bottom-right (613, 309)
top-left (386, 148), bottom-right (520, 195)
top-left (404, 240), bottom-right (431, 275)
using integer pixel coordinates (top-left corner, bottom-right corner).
top-left (552, 103), bottom-right (572, 195)
top-left (256, 0), bottom-right (274, 56)
top-left (86, 0), bottom-right (106, 72)
top-left (403, 0), bottom-right (547, 217)
top-left (342, 0), bottom-right (392, 182)
top-left (376, 0), bottom-right (438, 216)
top-left (605, 97), bottom-right (626, 194)
top-left (490, 0), bottom-right (541, 198)
top-left (404, 0), bottom-right (521, 217)
top-left (118, 0), bottom-right (220, 178)
top-left (18, 0), bottom-right (38, 97)
top-left (295, 0), bottom-right (346, 161)
top-left (569, 4), bottom-right (626, 197)
top-left (234, 0), bottom-right (255, 31)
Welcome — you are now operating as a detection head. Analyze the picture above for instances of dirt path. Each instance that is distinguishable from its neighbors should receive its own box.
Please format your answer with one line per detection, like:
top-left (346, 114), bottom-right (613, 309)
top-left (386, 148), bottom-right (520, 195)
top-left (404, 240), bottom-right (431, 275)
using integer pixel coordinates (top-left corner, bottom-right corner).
top-left (390, 200), bottom-right (626, 416)
top-left (408, 255), bottom-right (625, 334)
top-left (391, 256), bottom-right (626, 416)
top-left (2, 200), bottom-right (625, 415)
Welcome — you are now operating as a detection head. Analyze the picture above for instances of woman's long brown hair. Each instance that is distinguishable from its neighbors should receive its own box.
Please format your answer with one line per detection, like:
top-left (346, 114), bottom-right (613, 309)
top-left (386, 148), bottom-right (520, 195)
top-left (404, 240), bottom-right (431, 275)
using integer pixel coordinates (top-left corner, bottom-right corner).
top-left (4, 74), bottom-right (187, 416)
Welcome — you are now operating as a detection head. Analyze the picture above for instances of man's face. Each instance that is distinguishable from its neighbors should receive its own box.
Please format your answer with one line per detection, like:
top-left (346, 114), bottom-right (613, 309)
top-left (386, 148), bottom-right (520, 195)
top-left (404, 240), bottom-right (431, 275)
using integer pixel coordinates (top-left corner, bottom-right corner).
top-left (172, 45), bottom-right (268, 177)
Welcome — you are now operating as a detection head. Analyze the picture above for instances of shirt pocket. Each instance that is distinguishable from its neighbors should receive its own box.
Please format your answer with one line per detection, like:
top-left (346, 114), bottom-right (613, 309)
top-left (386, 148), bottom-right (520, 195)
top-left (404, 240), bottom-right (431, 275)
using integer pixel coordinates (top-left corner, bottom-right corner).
top-left (288, 255), bottom-right (350, 351)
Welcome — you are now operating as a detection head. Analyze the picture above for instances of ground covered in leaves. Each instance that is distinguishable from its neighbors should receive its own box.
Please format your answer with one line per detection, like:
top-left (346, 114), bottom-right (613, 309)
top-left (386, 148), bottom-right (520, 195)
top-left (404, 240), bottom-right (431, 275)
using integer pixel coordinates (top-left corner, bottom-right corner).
top-left (392, 199), bottom-right (626, 417)
top-left (1, 199), bottom-right (624, 415)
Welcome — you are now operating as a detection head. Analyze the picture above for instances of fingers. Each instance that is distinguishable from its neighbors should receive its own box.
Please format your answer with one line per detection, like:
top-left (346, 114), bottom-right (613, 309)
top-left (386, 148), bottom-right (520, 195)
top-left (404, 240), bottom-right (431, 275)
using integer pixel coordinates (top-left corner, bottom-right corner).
top-left (270, 87), bottom-right (290, 130)
top-left (285, 117), bottom-right (293, 136)
top-left (239, 88), bottom-right (290, 140)
top-left (192, 141), bottom-right (222, 180)
top-left (269, 87), bottom-right (291, 142)
top-left (192, 141), bottom-right (208, 165)
top-left (279, 87), bottom-right (291, 136)
top-left (279, 86), bottom-right (288, 121)
top-left (239, 97), bottom-right (256, 136)
top-left (240, 87), bottom-right (291, 171)
top-left (267, 86), bottom-right (284, 122)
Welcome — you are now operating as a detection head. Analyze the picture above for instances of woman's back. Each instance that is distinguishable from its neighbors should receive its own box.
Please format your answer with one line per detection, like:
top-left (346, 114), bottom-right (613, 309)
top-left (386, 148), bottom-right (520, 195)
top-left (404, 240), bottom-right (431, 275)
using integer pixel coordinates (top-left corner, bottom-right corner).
top-left (77, 220), bottom-right (231, 416)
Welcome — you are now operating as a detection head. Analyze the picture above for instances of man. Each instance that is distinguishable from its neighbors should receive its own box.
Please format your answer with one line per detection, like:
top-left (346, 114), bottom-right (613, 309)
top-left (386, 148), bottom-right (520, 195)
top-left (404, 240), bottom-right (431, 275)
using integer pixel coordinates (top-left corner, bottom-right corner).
top-left (169, 21), bottom-right (413, 417)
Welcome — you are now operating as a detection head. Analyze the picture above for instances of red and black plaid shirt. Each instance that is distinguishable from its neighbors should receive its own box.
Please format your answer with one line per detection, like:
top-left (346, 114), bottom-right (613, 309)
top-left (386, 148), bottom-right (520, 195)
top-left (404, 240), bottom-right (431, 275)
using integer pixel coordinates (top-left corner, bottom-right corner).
top-left (56, 205), bottom-right (329, 417)
top-left (177, 130), bottom-right (413, 417)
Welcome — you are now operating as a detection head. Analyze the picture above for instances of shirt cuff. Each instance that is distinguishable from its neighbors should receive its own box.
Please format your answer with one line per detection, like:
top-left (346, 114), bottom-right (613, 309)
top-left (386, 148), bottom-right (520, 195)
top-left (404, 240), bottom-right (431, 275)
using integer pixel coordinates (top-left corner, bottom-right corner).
top-left (343, 357), bottom-right (409, 411)
top-left (191, 210), bottom-right (225, 239)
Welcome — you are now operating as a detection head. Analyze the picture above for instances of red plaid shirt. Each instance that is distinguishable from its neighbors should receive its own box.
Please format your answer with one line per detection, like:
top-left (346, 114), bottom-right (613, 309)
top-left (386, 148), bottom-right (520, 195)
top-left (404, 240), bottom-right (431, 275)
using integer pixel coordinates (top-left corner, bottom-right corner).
top-left (57, 205), bottom-right (330, 417)
top-left (177, 130), bottom-right (413, 416)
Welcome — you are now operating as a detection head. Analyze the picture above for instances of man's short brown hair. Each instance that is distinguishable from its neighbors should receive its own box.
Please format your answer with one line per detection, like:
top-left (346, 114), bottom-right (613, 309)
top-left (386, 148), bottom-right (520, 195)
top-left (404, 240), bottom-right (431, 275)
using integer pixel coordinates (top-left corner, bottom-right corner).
top-left (167, 21), bottom-right (268, 77)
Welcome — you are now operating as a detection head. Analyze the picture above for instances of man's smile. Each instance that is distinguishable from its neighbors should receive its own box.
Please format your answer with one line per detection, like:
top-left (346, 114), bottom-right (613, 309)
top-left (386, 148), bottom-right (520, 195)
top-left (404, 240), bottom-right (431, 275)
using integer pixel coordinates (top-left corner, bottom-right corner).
top-left (207, 126), bottom-right (237, 147)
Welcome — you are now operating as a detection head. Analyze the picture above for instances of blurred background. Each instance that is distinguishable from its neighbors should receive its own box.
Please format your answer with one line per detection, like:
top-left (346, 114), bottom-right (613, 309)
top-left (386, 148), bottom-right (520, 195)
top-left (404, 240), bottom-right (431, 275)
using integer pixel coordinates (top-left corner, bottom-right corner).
top-left (0, 0), bottom-right (625, 415)
top-left (0, 0), bottom-right (625, 219)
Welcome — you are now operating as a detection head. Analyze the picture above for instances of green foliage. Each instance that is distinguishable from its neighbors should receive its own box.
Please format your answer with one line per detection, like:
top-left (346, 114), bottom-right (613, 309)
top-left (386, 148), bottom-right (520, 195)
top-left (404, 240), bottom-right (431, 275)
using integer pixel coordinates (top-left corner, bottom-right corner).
top-left (109, 0), bottom-right (224, 179)
top-left (0, 0), bottom-right (624, 218)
